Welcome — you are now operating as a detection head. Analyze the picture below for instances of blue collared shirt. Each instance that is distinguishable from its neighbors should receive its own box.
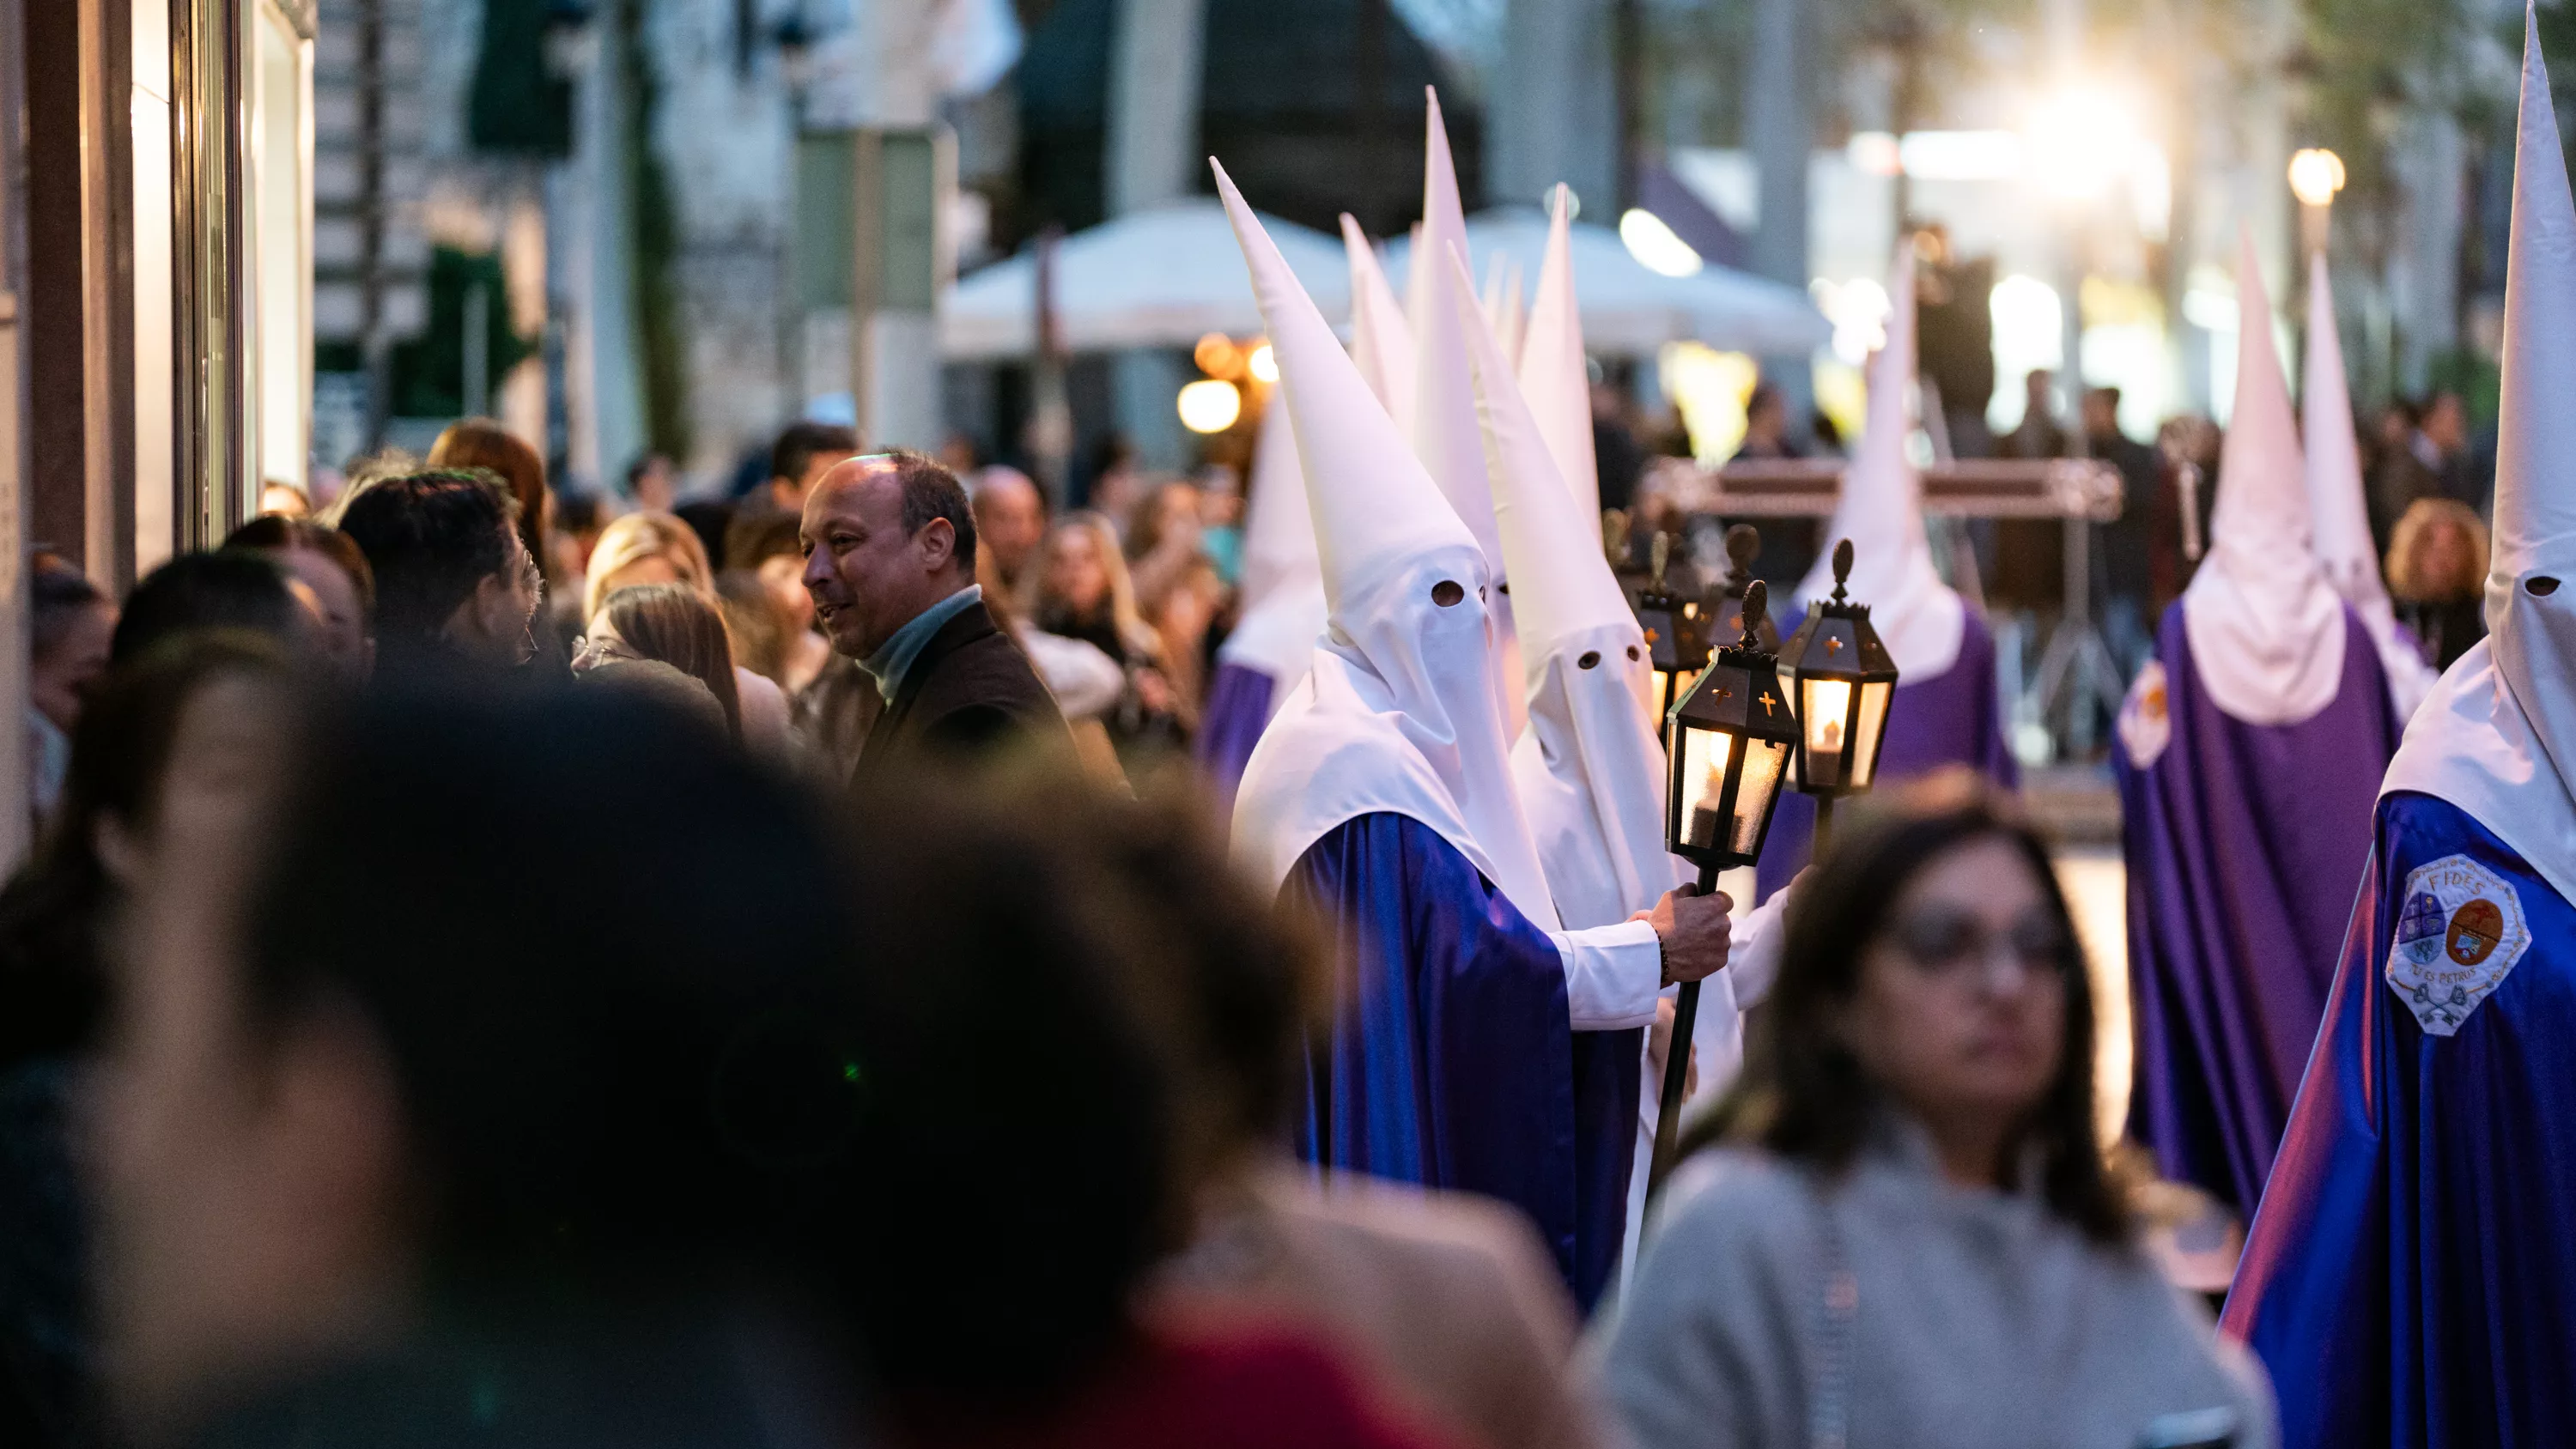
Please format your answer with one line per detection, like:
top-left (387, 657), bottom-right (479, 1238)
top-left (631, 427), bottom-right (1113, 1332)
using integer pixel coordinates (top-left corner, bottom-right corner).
top-left (859, 585), bottom-right (983, 703)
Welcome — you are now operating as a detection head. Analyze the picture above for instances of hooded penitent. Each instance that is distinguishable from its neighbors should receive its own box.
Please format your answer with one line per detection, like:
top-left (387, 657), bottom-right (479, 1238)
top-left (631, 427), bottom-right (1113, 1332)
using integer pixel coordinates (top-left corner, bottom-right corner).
top-left (1196, 387), bottom-right (1328, 799)
top-left (1216, 160), bottom-right (1558, 933)
top-left (2112, 235), bottom-right (2399, 1219)
top-left (1341, 213), bottom-right (1415, 428)
top-left (1221, 162), bottom-right (1662, 1313)
top-left (1759, 239), bottom-right (2014, 900)
top-left (1449, 246), bottom-right (1675, 931)
top-left (1518, 185), bottom-right (1601, 520)
top-left (1452, 243), bottom-right (1708, 1301)
top-left (2305, 256), bottom-right (2439, 720)
top-left (1406, 91), bottom-right (1525, 734)
top-left (2225, 20), bottom-right (2576, 1443)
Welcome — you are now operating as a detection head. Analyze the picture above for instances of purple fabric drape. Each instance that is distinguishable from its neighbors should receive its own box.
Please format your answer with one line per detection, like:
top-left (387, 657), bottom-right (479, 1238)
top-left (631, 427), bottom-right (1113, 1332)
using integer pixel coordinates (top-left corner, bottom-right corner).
top-left (1194, 662), bottom-right (1278, 813)
top-left (2116, 603), bottom-right (2397, 1216)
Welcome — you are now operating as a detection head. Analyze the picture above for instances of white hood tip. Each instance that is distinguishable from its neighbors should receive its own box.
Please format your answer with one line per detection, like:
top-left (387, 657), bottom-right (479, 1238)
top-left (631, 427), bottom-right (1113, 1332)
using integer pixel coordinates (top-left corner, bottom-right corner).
top-left (1341, 213), bottom-right (1417, 428)
top-left (1404, 88), bottom-right (1510, 585)
top-left (2179, 229), bottom-right (2349, 728)
top-left (1795, 236), bottom-right (1965, 680)
top-left (1518, 185), bottom-right (1601, 521)
top-left (2304, 254), bottom-right (2438, 718)
top-left (1210, 160), bottom-right (1477, 604)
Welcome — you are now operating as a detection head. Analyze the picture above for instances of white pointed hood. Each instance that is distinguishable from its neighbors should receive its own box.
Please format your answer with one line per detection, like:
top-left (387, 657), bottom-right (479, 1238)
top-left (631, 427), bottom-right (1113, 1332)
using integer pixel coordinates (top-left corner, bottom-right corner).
top-left (1404, 90), bottom-right (1526, 733)
top-left (1794, 240), bottom-right (1965, 676)
top-left (2386, 3), bottom-right (2576, 906)
top-left (1218, 387), bottom-right (1328, 689)
top-left (1341, 214), bottom-right (1417, 428)
top-left (1212, 161), bottom-right (1561, 930)
top-left (1519, 185), bottom-right (1601, 518)
top-left (2181, 233), bottom-right (2349, 726)
top-left (1449, 247), bottom-right (1678, 926)
top-left (2305, 255), bottom-right (2437, 719)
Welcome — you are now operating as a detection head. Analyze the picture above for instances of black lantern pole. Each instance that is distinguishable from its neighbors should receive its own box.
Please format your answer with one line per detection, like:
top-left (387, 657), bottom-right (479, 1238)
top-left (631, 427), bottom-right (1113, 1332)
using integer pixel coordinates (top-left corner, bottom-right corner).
top-left (1778, 539), bottom-right (1902, 856)
top-left (1637, 533), bottom-right (1711, 745)
top-left (1650, 580), bottom-right (1801, 1192)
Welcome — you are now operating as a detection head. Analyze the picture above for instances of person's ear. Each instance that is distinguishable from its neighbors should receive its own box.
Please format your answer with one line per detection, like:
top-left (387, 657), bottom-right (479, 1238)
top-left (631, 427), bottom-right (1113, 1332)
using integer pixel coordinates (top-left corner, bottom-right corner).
top-left (918, 518), bottom-right (957, 573)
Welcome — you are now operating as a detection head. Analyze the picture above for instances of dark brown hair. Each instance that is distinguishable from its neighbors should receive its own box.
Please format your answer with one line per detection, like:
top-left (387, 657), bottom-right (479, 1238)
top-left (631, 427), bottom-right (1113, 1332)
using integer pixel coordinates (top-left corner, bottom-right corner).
top-left (428, 418), bottom-right (550, 581)
top-left (1697, 768), bottom-right (2129, 1244)
top-left (224, 514), bottom-right (379, 615)
top-left (599, 583), bottom-right (741, 740)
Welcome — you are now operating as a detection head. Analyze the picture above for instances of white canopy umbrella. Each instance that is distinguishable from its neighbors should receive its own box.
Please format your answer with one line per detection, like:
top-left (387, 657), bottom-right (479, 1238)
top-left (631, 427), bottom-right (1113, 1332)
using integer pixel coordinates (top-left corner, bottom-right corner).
top-left (1381, 208), bottom-right (1829, 356)
top-left (940, 199), bottom-right (1351, 360)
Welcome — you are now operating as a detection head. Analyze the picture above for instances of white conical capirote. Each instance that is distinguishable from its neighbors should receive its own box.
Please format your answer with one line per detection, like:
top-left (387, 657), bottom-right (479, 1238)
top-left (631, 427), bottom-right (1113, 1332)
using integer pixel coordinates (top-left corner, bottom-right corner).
top-left (1213, 159), bottom-right (1560, 931)
top-left (2489, 3), bottom-right (2576, 609)
top-left (1794, 239), bottom-right (1965, 676)
top-left (2304, 254), bottom-right (2435, 718)
top-left (1341, 214), bottom-right (1417, 428)
top-left (1445, 246), bottom-right (1636, 669)
top-left (1404, 89), bottom-right (1508, 580)
top-left (1219, 386), bottom-right (1328, 686)
top-left (2180, 231), bottom-right (2348, 726)
top-left (1212, 162), bottom-right (1478, 603)
top-left (1519, 185), bottom-right (1601, 518)
top-left (2384, 4), bottom-right (2576, 906)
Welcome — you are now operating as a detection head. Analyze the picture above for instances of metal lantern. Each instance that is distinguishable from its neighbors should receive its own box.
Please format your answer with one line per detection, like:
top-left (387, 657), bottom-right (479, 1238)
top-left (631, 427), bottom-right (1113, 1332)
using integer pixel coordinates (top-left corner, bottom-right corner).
top-left (1704, 523), bottom-right (1780, 652)
top-left (1636, 533), bottom-right (1712, 732)
top-left (1779, 538), bottom-right (1899, 808)
top-left (1652, 579), bottom-right (1798, 1191)
top-left (1664, 579), bottom-right (1800, 875)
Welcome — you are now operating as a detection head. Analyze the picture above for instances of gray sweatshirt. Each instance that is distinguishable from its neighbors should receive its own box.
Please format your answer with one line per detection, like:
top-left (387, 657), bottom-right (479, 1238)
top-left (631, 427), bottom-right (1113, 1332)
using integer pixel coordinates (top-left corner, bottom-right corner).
top-left (1595, 1123), bottom-right (2275, 1449)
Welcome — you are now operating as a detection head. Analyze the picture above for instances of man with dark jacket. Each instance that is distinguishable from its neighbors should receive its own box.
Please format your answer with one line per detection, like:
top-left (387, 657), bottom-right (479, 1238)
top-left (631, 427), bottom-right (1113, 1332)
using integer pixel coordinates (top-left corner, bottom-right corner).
top-left (800, 451), bottom-right (1066, 779)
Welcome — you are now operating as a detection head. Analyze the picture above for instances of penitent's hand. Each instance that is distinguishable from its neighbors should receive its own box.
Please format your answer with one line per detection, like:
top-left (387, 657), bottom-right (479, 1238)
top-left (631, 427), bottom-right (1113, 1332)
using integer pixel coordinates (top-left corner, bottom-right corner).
top-left (1649, 883), bottom-right (1733, 986)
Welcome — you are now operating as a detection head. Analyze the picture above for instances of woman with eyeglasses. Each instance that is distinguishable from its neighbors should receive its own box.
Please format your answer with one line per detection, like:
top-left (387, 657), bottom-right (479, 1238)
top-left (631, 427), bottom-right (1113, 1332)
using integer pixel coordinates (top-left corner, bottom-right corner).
top-left (1598, 770), bottom-right (2273, 1449)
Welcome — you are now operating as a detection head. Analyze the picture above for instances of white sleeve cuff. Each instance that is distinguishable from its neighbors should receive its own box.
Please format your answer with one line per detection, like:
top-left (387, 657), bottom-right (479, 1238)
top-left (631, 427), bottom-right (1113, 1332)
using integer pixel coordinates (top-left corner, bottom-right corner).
top-left (1726, 888), bottom-right (1790, 1009)
top-left (1551, 919), bottom-right (1665, 1030)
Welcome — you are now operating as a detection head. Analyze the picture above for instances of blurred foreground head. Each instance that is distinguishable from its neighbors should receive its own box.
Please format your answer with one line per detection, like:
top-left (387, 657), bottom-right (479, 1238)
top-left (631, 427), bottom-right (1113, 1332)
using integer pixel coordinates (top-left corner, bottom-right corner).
top-left (97, 684), bottom-right (871, 1441)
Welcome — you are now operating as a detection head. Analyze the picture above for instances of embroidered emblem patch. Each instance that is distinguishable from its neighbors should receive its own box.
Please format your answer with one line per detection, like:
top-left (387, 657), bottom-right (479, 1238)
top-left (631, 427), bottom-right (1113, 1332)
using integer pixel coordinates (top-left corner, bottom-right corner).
top-left (2117, 660), bottom-right (2172, 768)
top-left (2385, 854), bottom-right (2530, 1036)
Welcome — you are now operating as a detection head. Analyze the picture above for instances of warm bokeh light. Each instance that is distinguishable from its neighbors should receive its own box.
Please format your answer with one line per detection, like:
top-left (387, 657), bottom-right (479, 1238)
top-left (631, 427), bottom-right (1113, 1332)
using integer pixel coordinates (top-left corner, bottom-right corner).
top-left (1176, 379), bottom-right (1242, 433)
top-left (2288, 148), bottom-right (2348, 208)
top-left (2025, 88), bottom-right (2144, 201)
top-left (1619, 208), bottom-right (1703, 278)
top-left (1247, 343), bottom-right (1278, 383)
top-left (1193, 331), bottom-right (1241, 378)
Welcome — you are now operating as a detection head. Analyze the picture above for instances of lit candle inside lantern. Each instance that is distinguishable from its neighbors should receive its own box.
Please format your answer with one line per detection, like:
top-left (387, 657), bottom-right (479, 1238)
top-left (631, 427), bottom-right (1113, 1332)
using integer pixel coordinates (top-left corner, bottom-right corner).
top-left (1807, 678), bottom-right (1850, 783)
top-left (1685, 728), bottom-right (1736, 849)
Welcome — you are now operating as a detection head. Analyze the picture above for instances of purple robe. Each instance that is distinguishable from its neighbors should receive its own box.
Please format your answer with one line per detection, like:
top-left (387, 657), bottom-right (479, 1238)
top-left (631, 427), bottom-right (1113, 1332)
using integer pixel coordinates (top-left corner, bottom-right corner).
top-left (2224, 791), bottom-right (2576, 1446)
top-left (1754, 609), bottom-right (2020, 900)
top-left (1283, 812), bottom-right (1641, 1313)
top-left (1194, 661), bottom-right (1277, 810)
top-left (2116, 603), bottom-right (2397, 1217)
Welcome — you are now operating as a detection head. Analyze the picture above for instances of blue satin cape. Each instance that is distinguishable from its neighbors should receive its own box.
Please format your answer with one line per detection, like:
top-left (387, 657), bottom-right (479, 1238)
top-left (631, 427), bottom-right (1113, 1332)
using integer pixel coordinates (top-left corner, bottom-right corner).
top-left (2223, 791), bottom-right (2576, 1447)
top-left (1282, 812), bottom-right (1642, 1313)
top-left (1193, 661), bottom-right (1276, 812)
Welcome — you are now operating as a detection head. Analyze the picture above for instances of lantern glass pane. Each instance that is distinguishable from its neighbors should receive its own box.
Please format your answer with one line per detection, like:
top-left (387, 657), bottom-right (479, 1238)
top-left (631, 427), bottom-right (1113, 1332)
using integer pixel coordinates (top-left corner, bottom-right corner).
top-left (1732, 738), bottom-right (1790, 855)
top-left (1851, 679), bottom-right (1893, 787)
top-left (1680, 725), bottom-right (1738, 852)
top-left (1801, 676), bottom-right (1852, 788)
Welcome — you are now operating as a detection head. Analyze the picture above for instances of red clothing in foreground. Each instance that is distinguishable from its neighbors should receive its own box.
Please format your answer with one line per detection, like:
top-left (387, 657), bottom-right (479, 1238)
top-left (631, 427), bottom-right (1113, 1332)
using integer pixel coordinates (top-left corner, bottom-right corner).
top-left (900, 1311), bottom-right (1481, 1449)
